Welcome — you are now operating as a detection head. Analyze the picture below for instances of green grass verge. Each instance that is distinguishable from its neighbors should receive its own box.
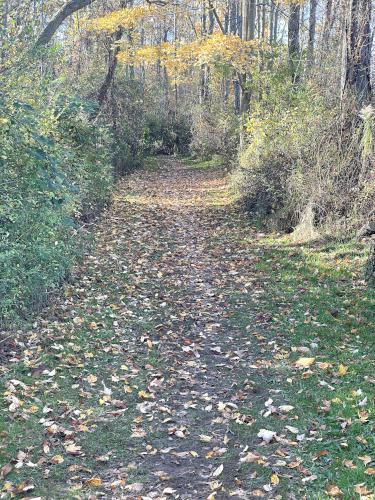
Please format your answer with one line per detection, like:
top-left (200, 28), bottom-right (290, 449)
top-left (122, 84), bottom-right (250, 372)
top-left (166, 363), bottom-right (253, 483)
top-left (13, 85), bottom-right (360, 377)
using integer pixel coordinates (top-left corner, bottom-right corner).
top-left (229, 236), bottom-right (375, 498)
top-left (0, 290), bottom-right (162, 497)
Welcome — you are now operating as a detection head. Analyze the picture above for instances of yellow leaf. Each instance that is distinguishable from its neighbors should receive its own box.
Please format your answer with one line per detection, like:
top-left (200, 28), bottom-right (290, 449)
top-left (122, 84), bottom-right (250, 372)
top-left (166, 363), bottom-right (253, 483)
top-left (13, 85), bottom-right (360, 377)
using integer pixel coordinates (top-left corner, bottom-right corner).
top-left (51, 455), bottom-right (64, 464)
top-left (86, 477), bottom-right (102, 487)
top-left (295, 357), bottom-right (315, 368)
top-left (338, 364), bottom-right (348, 376)
top-left (138, 390), bottom-right (153, 399)
top-left (271, 473), bottom-right (279, 485)
top-left (317, 362), bottom-right (331, 371)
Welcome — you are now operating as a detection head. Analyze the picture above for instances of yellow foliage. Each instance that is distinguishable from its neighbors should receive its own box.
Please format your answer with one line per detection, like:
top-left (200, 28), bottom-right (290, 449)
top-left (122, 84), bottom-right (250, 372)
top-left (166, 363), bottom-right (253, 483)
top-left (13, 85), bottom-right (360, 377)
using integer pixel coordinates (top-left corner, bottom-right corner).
top-left (87, 5), bottom-right (158, 32)
top-left (118, 33), bottom-right (263, 82)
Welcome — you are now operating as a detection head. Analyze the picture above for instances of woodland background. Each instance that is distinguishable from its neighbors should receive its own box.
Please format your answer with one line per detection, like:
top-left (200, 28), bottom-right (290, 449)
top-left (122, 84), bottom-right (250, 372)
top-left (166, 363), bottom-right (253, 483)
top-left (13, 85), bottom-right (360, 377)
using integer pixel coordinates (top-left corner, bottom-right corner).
top-left (1, 0), bottom-right (374, 325)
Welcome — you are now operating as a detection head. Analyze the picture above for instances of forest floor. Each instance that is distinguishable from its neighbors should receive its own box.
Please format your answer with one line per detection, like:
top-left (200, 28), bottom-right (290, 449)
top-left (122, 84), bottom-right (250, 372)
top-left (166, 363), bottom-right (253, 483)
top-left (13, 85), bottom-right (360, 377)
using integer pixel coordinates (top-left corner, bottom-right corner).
top-left (0, 157), bottom-right (374, 499)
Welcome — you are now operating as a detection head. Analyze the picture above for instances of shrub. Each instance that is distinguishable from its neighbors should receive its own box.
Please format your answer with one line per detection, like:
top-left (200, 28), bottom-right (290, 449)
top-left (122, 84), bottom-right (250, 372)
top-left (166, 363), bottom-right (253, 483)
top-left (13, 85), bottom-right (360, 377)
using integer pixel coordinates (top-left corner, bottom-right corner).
top-left (0, 92), bottom-right (113, 325)
top-left (190, 104), bottom-right (239, 161)
top-left (233, 72), bottom-right (374, 238)
top-left (143, 113), bottom-right (191, 155)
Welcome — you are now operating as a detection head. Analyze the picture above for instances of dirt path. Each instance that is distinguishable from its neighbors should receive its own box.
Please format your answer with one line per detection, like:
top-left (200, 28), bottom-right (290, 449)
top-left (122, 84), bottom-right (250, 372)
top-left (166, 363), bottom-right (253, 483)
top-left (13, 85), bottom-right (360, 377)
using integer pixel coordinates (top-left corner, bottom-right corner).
top-left (1, 159), bottom-right (301, 499)
top-left (109, 158), bottom-right (267, 498)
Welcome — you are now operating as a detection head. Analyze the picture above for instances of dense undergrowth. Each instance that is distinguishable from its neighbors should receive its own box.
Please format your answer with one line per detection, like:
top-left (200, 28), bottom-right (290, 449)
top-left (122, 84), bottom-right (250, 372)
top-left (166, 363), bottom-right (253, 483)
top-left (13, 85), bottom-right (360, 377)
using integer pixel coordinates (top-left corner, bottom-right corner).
top-left (0, 85), bottom-right (114, 325)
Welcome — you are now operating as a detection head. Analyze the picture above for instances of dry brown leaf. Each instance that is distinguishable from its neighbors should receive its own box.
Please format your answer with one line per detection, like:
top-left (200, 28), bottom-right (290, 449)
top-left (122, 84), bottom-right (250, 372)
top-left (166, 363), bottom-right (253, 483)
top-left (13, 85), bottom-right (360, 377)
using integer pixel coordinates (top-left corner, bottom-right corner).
top-left (326, 484), bottom-right (343, 497)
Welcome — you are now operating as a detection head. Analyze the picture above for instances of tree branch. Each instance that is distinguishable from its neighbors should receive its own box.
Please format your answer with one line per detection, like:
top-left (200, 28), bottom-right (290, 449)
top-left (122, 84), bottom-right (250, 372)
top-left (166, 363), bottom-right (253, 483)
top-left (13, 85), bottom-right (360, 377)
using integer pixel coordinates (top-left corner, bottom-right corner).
top-left (35, 0), bottom-right (95, 47)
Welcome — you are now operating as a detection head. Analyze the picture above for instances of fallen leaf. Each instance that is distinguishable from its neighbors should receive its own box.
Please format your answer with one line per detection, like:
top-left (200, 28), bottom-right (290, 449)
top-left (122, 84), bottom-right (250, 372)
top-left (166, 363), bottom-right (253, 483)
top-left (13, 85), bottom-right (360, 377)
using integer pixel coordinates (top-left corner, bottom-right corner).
top-left (240, 452), bottom-right (260, 463)
top-left (354, 484), bottom-right (372, 495)
top-left (271, 473), bottom-right (279, 485)
top-left (337, 364), bottom-right (348, 376)
top-left (279, 405), bottom-right (294, 413)
top-left (326, 484), bottom-right (343, 497)
top-left (86, 477), bottom-right (102, 487)
top-left (199, 435), bottom-right (212, 443)
top-left (257, 429), bottom-right (276, 443)
top-left (0, 464), bottom-right (12, 479)
top-left (212, 464), bottom-right (223, 477)
top-left (359, 456), bottom-right (372, 466)
top-left (86, 374), bottom-right (97, 385)
top-left (295, 357), bottom-right (315, 368)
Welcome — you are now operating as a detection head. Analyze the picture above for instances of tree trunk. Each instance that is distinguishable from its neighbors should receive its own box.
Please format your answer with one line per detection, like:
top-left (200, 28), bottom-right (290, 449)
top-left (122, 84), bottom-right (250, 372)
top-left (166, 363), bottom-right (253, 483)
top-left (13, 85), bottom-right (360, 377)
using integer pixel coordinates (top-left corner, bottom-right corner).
top-left (35, 0), bottom-right (95, 47)
top-left (269, 1), bottom-right (274, 44)
top-left (342, 0), bottom-right (372, 105)
top-left (273, 4), bottom-right (279, 42)
top-left (241, 0), bottom-right (256, 41)
top-left (1, 0), bottom-right (8, 63)
top-left (322, 0), bottom-right (333, 45)
top-left (98, 28), bottom-right (123, 106)
top-left (308, 0), bottom-right (317, 67)
top-left (288, 3), bottom-right (301, 82)
top-left (240, 0), bottom-right (255, 108)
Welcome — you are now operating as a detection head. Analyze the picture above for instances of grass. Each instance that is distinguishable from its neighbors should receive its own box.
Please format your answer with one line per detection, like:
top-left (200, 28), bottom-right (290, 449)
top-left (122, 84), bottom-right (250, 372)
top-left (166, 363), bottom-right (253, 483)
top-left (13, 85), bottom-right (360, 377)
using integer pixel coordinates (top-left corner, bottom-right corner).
top-left (0, 277), bottom-right (163, 497)
top-left (228, 235), bottom-right (375, 498)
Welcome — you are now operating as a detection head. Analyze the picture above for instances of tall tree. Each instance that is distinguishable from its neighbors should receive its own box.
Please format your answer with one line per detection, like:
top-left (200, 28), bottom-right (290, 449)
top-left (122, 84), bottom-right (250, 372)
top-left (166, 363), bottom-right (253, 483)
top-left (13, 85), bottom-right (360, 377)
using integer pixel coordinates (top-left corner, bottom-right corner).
top-left (342, 0), bottom-right (372, 104)
top-left (240, 0), bottom-right (256, 113)
top-left (322, 0), bottom-right (333, 45)
top-left (308, 0), bottom-right (317, 67)
top-left (288, 2), bottom-right (301, 82)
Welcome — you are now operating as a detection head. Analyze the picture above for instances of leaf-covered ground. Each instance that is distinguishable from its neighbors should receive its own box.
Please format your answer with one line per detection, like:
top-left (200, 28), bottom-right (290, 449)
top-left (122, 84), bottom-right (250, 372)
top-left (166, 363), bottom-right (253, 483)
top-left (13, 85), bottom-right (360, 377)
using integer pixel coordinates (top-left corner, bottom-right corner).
top-left (1, 158), bottom-right (374, 499)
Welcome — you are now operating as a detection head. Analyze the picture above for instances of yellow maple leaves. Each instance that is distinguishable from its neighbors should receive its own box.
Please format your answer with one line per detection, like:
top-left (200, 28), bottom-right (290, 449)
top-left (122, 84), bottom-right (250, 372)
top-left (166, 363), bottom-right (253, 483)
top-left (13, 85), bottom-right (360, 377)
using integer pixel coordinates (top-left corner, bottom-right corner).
top-left (87, 5), bottom-right (157, 32)
top-left (117, 33), bottom-right (262, 83)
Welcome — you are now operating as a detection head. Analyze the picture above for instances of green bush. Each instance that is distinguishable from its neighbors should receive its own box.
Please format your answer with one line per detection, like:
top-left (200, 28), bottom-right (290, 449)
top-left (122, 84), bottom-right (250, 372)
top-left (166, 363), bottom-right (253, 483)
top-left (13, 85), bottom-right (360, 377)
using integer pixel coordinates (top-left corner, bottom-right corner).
top-left (143, 113), bottom-right (191, 155)
top-left (0, 93), bottom-right (113, 325)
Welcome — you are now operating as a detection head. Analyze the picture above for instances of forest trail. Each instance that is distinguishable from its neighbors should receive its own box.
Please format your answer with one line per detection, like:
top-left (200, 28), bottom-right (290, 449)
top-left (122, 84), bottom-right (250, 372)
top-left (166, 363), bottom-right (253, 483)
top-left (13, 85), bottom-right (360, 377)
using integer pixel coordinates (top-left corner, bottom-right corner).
top-left (2, 158), bottom-right (282, 499)
top-left (4, 157), bottom-right (365, 500)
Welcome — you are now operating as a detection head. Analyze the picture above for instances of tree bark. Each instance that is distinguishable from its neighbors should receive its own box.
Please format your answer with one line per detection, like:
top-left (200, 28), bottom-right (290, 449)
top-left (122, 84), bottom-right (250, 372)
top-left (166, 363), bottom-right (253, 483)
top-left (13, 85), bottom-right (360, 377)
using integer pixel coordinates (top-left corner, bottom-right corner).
top-left (98, 28), bottom-right (123, 106)
top-left (342, 0), bottom-right (372, 104)
top-left (322, 0), bottom-right (333, 44)
top-left (288, 3), bottom-right (301, 82)
top-left (269, 1), bottom-right (274, 44)
top-left (273, 3), bottom-right (279, 42)
top-left (35, 0), bottom-right (95, 47)
top-left (308, 0), bottom-right (317, 67)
